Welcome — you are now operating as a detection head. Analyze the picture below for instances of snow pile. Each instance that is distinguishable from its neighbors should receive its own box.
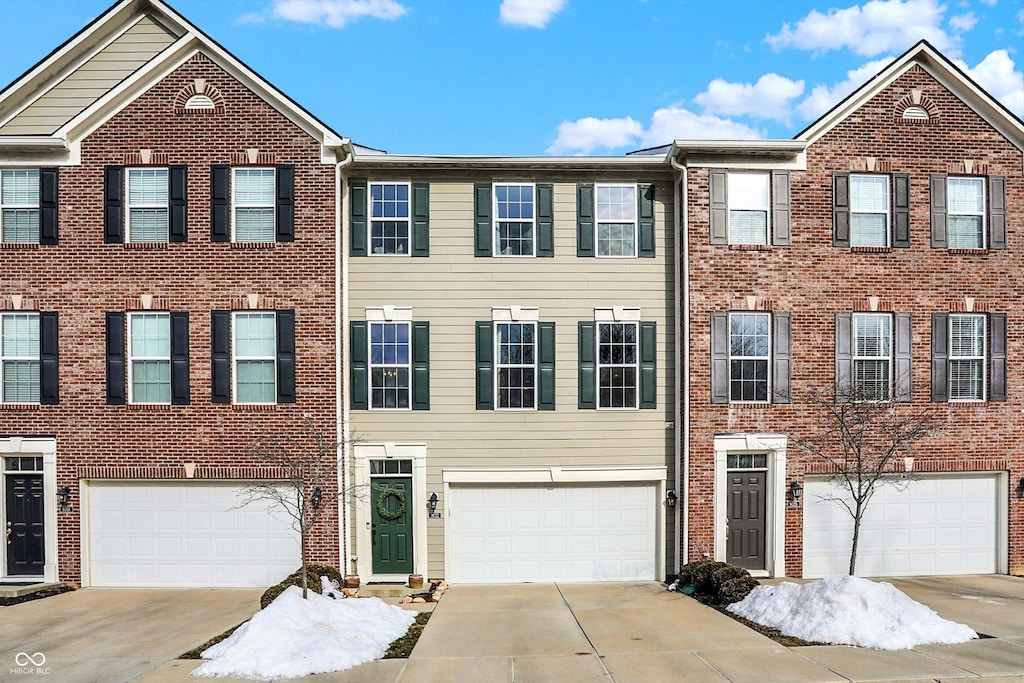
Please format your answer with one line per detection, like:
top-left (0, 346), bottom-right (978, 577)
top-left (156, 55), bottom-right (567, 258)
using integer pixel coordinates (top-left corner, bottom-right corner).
top-left (192, 585), bottom-right (416, 680)
top-left (727, 576), bottom-right (977, 650)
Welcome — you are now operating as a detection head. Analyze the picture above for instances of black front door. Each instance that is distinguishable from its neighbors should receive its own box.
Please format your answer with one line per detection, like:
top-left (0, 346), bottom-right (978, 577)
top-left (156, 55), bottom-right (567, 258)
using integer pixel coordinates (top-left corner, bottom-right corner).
top-left (5, 474), bottom-right (45, 576)
top-left (726, 471), bottom-right (766, 571)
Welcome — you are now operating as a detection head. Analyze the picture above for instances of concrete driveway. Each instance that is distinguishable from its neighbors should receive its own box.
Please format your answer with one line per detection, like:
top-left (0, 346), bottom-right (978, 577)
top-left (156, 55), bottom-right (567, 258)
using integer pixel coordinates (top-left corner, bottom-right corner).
top-left (0, 588), bottom-right (261, 683)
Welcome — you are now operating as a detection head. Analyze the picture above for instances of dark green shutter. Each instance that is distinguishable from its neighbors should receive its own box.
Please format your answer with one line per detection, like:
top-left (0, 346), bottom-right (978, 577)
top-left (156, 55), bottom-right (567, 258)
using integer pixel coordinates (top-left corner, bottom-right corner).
top-left (170, 312), bottom-right (190, 405)
top-left (771, 171), bottom-right (790, 246)
top-left (988, 176), bottom-right (1006, 250)
top-left (639, 321), bottom-right (656, 408)
top-left (710, 312), bottom-right (729, 404)
top-left (210, 165), bottom-right (231, 242)
top-left (930, 174), bottom-right (947, 248)
top-left (709, 169), bottom-right (728, 245)
top-left (39, 312), bottom-right (58, 405)
top-left (835, 313), bottom-right (853, 399)
top-left (275, 164), bottom-right (295, 242)
top-left (578, 321), bottom-right (596, 409)
top-left (538, 321), bottom-right (555, 410)
top-left (577, 184), bottom-right (594, 257)
top-left (211, 310), bottom-right (231, 403)
top-left (833, 173), bottom-right (850, 247)
top-left (638, 183), bottom-right (655, 258)
top-left (411, 182), bottom-right (429, 256)
top-left (350, 321), bottom-right (368, 410)
top-left (930, 313), bottom-right (948, 402)
top-left (350, 180), bottom-right (367, 257)
top-left (536, 183), bottom-right (554, 257)
top-left (989, 313), bottom-right (1006, 401)
top-left (104, 166), bottom-right (124, 243)
top-left (772, 313), bottom-right (791, 404)
top-left (894, 312), bottom-right (912, 402)
top-left (276, 309), bottom-right (296, 403)
top-left (412, 321), bottom-right (430, 409)
top-left (169, 165), bottom-right (188, 242)
top-left (474, 183), bottom-right (492, 257)
top-left (39, 168), bottom-right (58, 245)
top-left (106, 311), bottom-right (125, 404)
top-left (475, 321), bottom-right (493, 409)
top-left (892, 173), bottom-right (910, 248)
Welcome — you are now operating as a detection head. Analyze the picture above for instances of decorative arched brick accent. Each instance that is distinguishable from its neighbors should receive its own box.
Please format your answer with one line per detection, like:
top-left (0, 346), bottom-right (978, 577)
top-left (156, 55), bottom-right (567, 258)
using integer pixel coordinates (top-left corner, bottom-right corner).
top-left (894, 89), bottom-right (940, 123)
top-left (174, 76), bottom-right (225, 115)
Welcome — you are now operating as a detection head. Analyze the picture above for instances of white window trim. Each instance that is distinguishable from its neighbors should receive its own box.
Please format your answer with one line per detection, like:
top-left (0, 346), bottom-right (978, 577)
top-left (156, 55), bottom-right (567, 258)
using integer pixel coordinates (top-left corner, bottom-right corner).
top-left (368, 320), bottom-right (413, 411)
top-left (947, 176), bottom-right (986, 249)
top-left (231, 311), bottom-right (277, 406)
top-left (0, 312), bottom-right (40, 405)
top-left (493, 182), bottom-right (536, 258)
top-left (231, 167), bottom-right (276, 243)
top-left (126, 311), bottom-right (170, 405)
top-left (850, 173), bottom-right (890, 248)
top-left (595, 183), bottom-right (638, 258)
top-left (1, 169), bottom-right (40, 244)
top-left (494, 321), bottom-right (537, 411)
top-left (126, 167), bottom-right (169, 243)
top-left (948, 313), bottom-right (987, 403)
top-left (728, 312), bottom-right (772, 404)
top-left (369, 181), bottom-right (412, 256)
top-left (727, 171), bottom-right (771, 246)
top-left (596, 320), bottom-right (640, 410)
top-left (852, 312), bottom-right (893, 400)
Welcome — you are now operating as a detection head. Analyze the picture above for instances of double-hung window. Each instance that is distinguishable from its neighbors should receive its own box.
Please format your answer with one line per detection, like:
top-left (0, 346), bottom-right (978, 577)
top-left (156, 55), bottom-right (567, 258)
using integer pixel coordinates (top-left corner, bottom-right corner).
top-left (1, 313), bottom-right (39, 403)
top-left (852, 313), bottom-right (892, 400)
top-left (233, 312), bottom-right (277, 404)
top-left (948, 314), bottom-right (985, 401)
top-left (849, 175), bottom-right (889, 247)
top-left (370, 182), bottom-right (410, 255)
top-left (727, 173), bottom-right (770, 245)
top-left (210, 310), bottom-right (294, 405)
top-left (598, 322), bottom-right (638, 409)
top-left (476, 314), bottom-right (552, 410)
top-left (932, 312), bottom-right (1006, 403)
top-left (233, 168), bottom-right (275, 242)
top-left (128, 312), bottom-right (171, 404)
top-left (947, 177), bottom-right (985, 249)
top-left (579, 316), bottom-right (656, 410)
top-left (728, 313), bottom-right (771, 402)
top-left (930, 173), bottom-right (1005, 250)
top-left (127, 168), bottom-right (169, 243)
top-left (370, 321), bottom-right (411, 409)
top-left (595, 185), bottom-right (637, 256)
top-left (709, 169), bottom-right (790, 247)
top-left (1, 169), bottom-right (40, 244)
top-left (496, 322), bottom-right (536, 409)
top-left (494, 183), bottom-right (534, 256)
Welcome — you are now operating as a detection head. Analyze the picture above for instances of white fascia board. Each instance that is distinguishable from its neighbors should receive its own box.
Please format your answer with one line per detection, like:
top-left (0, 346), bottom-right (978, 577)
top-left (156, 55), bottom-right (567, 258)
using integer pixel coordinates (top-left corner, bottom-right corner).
top-left (0, 137), bottom-right (68, 150)
top-left (352, 154), bottom-right (669, 170)
top-left (669, 140), bottom-right (807, 155)
top-left (443, 466), bottom-right (667, 484)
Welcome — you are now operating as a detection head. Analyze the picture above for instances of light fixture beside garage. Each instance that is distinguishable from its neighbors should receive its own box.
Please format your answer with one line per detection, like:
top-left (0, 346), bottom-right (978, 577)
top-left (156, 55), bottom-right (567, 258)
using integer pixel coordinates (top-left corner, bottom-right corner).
top-left (788, 481), bottom-right (803, 507)
top-left (428, 492), bottom-right (439, 515)
top-left (56, 486), bottom-right (72, 511)
top-left (665, 489), bottom-right (678, 507)
top-left (310, 486), bottom-right (323, 510)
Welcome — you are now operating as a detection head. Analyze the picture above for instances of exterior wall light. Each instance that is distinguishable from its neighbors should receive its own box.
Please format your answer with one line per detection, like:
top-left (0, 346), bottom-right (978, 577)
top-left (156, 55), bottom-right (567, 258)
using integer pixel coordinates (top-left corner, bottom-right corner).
top-left (428, 492), bottom-right (439, 514)
top-left (56, 486), bottom-right (72, 510)
top-left (310, 486), bottom-right (323, 510)
top-left (666, 489), bottom-right (678, 507)
top-left (788, 481), bottom-right (803, 508)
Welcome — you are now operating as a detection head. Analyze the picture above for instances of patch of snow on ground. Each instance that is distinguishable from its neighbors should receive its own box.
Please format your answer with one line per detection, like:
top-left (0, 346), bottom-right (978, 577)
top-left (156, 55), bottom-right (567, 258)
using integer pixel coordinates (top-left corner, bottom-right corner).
top-left (727, 575), bottom-right (977, 650)
top-left (192, 585), bottom-right (416, 680)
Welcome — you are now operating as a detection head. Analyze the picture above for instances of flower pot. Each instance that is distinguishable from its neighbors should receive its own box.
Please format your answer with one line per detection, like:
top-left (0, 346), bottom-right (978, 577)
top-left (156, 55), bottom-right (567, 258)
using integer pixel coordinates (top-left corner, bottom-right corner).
top-left (408, 574), bottom-right (424, 589)
top-left (343, 575), bottom-right (361, 589)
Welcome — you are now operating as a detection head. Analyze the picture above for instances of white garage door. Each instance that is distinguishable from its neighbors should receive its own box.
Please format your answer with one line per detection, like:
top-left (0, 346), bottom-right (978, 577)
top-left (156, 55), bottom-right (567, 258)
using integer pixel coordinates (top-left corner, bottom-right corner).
top-left (803, 474), bottom-right (998, 578)
top-left (87, 482), bottom-right (300, 587)
top-left (448, 484), bottom-right (657, 583)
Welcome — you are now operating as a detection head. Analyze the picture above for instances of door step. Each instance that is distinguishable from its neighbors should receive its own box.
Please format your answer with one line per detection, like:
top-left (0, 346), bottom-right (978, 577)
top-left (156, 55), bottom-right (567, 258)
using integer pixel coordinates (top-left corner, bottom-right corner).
top-left (360, 583), bottom-right (421, 598)
top-left (0, 582), bottom-right (59, 598)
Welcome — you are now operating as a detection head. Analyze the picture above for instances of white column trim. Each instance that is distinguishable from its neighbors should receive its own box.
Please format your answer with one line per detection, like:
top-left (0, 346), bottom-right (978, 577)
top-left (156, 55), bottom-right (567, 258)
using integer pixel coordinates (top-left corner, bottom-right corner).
top-left (0, 437), bottom-right (58, 583)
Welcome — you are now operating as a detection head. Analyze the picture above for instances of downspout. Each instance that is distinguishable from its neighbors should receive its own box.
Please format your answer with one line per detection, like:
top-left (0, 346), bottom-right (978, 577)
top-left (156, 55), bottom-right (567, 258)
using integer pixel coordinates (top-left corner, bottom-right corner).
top-left (335, 144), bottom-right (354, 575)
top-left (670, 152), bottom-right (689, 574)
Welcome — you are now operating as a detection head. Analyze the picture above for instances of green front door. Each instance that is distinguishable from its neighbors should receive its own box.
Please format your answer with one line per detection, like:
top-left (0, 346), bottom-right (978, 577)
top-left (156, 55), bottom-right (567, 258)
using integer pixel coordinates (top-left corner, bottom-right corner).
top-left (371, 477), bottom-right (413, 575)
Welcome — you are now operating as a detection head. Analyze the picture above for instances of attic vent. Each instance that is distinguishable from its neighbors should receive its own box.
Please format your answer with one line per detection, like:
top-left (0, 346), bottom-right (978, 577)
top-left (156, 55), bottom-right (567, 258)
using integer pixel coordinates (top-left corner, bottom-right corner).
top-left (184, 94), bottom-right (215, 110)
top-left (902, 105), bottom-right (929, 120)
top-left (174, 79), bottom-right (225, 115)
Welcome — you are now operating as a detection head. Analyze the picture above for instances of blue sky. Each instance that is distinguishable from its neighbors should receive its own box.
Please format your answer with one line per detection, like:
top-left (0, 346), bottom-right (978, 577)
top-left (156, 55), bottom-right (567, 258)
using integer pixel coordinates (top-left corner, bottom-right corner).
top-left (1, 0), bottom-right (1021, 155)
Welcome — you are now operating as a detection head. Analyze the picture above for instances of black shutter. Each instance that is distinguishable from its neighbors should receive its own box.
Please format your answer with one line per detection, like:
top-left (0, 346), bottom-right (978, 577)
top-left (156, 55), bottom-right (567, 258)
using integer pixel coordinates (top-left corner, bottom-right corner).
top-left (474, 183), bottom-right (492, 257)
top-left (350, 321), bottom-right (368, 410)
top-left (536, 183), bottom-right (554, 257)
top-left (577, 184), bottom-right (594, 257)
top-left (772, 313), bottom-right (791, 404)
top-left (170, 312), bottom-right (190, 405)
top-left (210, 165), bottom-right (231, 242)
top-left (105, 311), bottom-right (126, 404)
top-left (930, 174), bottom-right (948, 248)
top-left (39, 312), bottom-right (58, 404)
top-left (275, 164), bottom-right (295, 242)
top-left (833, 173), bottom-right (850, 247)
top-left (211, 310), bottom-right (231, 403)
top-left (771, 171), bottom-right (790, 246)
top-left (39, 168), bottom-right (58, 245)
top-left (276, 309), bottom-right (296, 403)
top-left (411, 182), bottom-right (429, 256)
top-left (710, 312), bottom-right (729, 404)
top-left (639, 321), bottom-right (656, 408)
top-left (538, 321), bottom-right (555, 410)
top-left (638, 183), bottom-right (655, 258)
top-left (412, 321), bottom-right (430, 410)
top-left (989, 313), bottom-right (1007, 401)
top-left (894, 312), bottom-right (912, 402)
top-left (104, 165), bottom-right (124, 243)
top-left (168, 165), bottom-right (188, 242)
top-left (475, 321), bottom-right (494, 409)
top-left (709, 169), bottom-right (728, 245)
top-left (988, 176), bottom-right (1006, 250)
top-left (892, 172), bottom-right (910, 248)
top-left (835, 313), bottom-right (853, 399)
top-left (930, 313), bottom-right (948, 402)
top-left (578, 321), bottom-right (596, 409)
top-left (350, 180), bottom-right (367, 256)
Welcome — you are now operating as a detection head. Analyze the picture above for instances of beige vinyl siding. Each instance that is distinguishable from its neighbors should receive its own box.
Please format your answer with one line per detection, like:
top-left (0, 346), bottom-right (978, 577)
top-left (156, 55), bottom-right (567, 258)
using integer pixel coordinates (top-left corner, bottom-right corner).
top-left (0, 16), bottom-right (177, 135)
top-left (348, 174), bottom-right (676, 576)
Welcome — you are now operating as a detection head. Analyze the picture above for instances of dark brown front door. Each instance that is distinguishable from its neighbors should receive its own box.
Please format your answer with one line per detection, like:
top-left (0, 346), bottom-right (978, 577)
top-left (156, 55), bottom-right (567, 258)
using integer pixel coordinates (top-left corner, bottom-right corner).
top-left (5, 473), bottom-right (45, 576)
top-left (727, 471), bottom-right (766, 571)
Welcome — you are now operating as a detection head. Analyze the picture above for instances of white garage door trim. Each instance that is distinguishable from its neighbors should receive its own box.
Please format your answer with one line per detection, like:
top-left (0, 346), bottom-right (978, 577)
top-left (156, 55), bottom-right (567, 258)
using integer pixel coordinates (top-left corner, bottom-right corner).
top-left (803, 472), bottom-right (1007, 578)
top-left (83, 480), bottom-right (301, 588)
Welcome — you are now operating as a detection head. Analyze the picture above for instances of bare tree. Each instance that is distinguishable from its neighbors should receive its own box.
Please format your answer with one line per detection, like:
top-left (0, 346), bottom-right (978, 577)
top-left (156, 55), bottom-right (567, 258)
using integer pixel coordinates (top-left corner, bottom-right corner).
top-left (792, 383), bottom-right (944, 576)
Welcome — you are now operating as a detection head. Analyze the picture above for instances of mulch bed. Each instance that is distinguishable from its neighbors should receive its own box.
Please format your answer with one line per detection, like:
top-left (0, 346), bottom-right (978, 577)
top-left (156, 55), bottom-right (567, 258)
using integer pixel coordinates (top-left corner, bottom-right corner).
top-left (0, 584), bottom-right (75, 607)
top-left (688, 591), bottom-right (826, 647)
top-left (384, 611), bottom-right (431, 658)
top-left (180, 622), bottom-right (244, 659)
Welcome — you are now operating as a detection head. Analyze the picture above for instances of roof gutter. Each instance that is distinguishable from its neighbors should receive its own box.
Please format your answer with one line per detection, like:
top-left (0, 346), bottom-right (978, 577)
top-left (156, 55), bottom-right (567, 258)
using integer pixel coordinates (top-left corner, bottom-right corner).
top-left (350, 153), bottom-right (667, 169)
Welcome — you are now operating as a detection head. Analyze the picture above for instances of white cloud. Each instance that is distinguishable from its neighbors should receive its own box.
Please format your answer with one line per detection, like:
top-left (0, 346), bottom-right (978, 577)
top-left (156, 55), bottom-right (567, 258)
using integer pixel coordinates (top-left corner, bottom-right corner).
top-left (641, 106), bottom-right (764, 145)
top-left (260, 0), bottom-right (407, 28)
top-left (795, 57), bottom-right (896, 120)
top-left (546, 117), bottom-right (643, 154)
top-left (949, 12), bottom-right (977, 32)
top-left (958, 49), bottom-right (1024, 116)
top-left (694, 73), bottom-right (805, 123)
top-left (765, 0), bottom-right (957, 57)
top-left (500, 0), bottom-right (567, 28)
top-left (978, 0), bottom-right (997, 5)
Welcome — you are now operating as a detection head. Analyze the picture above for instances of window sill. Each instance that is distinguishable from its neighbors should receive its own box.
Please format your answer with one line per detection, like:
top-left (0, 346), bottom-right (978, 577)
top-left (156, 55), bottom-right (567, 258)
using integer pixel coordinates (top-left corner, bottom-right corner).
top-left (849, 246), bottom-right (892, 253)
top-left (127, 403), bottom-right (174, 410)
top-left (231, 242), bottom-right (277, 250)
top-left (946, 249), bottom-right (988, 255)
top-left (947, 400), bottom-right (988, 406)
top-left (1, 242), bottom-right (40, 250)
top-left (231, 403), bottom-right (277, 411)
top-left (0, 402), bottom-right (41, 410)
top-left (123, 242), bottom-right (168, 250)
top-left (727, 244), bottom-right (772, 252)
